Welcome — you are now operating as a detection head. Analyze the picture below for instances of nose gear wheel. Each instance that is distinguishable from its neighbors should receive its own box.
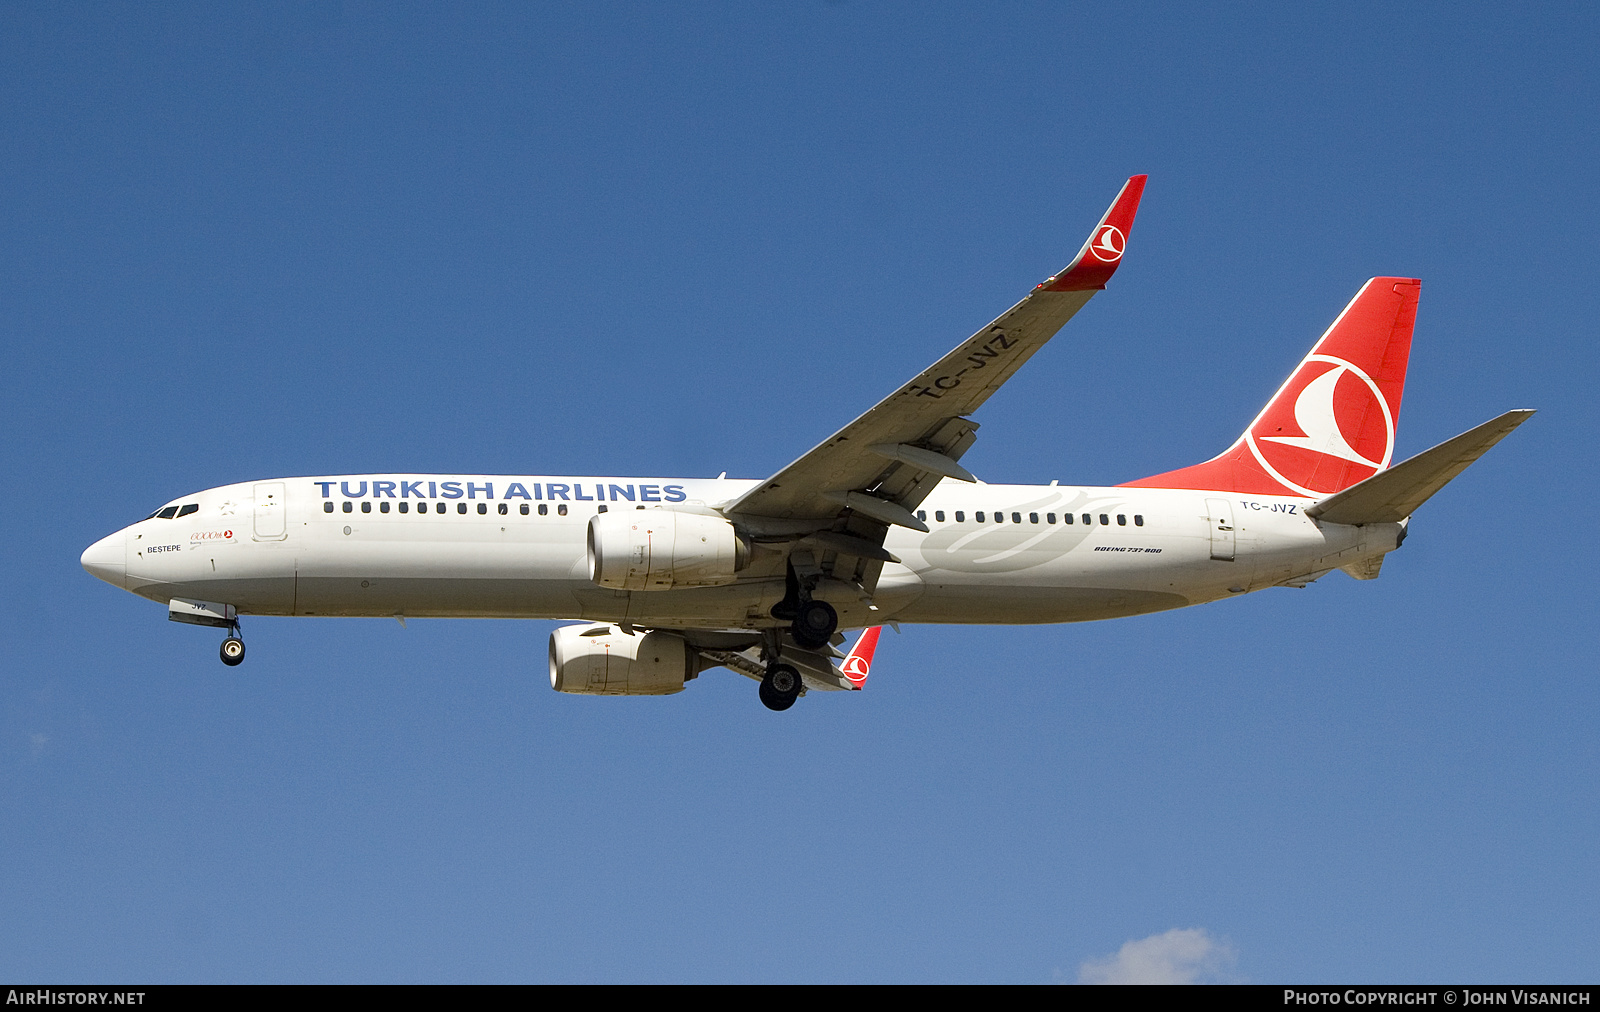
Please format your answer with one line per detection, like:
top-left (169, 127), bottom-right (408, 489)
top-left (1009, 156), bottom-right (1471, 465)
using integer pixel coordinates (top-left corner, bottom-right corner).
top-left (219, 619), bottom-right (245, 666)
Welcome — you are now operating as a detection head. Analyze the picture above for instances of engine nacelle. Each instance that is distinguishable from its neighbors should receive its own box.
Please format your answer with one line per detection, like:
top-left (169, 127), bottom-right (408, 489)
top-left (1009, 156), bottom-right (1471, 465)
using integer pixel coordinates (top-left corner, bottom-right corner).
top-left (587, 509), bottom-right (744, 591)
top-left (549, 623), bottom-right (693, 695)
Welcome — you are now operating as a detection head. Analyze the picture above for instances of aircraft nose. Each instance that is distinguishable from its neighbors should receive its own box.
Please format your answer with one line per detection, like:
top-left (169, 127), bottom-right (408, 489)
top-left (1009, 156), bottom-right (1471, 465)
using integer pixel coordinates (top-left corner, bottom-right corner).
top-left (81, 530), bottom-right (126, 588)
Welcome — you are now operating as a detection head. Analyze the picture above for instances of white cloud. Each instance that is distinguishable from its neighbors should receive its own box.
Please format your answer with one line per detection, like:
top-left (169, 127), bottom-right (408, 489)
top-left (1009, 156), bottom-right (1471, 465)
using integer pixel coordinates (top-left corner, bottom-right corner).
top-left (1076, 927), bottom-right (1237, 984)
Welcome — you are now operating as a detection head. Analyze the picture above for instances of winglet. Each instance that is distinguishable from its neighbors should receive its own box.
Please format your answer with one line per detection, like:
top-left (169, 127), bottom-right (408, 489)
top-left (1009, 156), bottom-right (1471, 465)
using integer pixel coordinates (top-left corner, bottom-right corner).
top-left (1038, 174), bottom-right (1148, 292)
top-left (839, 626), bottom-right (881, 690)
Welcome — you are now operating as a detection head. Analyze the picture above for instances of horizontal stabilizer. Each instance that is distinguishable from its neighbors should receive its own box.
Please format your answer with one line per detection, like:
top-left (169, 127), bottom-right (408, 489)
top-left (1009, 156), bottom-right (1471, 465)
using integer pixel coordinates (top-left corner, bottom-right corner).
top-left (1306, 409), bottom-right (1535, 525)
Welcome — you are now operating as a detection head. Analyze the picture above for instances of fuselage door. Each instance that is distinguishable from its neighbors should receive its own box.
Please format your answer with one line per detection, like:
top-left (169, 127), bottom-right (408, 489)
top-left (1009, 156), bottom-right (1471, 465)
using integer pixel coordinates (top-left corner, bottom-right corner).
top-left (1205, 497), bottom-right (1235, 562)
top-left (253, 482), bottom-right (288, 541)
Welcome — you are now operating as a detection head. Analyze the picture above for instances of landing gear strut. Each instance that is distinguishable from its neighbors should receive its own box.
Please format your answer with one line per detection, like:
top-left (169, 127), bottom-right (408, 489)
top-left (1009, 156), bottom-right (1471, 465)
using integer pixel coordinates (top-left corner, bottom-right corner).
top-left (219, 621), bottom-right (245, 667)
top-left (771, 558), bottom-right (839, 650)
top-left (759, 662), bottom-right (801, 711)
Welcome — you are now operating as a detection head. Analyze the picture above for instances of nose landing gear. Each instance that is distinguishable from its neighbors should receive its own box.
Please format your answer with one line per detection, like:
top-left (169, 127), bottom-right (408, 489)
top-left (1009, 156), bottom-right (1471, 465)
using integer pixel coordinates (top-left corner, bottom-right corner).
top-left (220, 621), bottom-right (245, 667)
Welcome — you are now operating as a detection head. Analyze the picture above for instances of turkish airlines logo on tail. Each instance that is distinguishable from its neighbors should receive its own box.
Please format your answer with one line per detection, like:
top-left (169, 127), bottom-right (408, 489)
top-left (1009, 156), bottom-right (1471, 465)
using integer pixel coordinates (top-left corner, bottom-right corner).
top-left (1246, 354), bottom-right (1395, 497)
top-left (1089, 225), bottom-right (1125, 262)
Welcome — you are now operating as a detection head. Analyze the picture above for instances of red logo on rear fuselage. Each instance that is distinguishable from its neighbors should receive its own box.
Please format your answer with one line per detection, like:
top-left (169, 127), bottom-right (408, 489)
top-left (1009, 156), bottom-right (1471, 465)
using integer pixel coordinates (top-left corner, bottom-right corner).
top-left (1247, 354), bottom-right (1394, 497)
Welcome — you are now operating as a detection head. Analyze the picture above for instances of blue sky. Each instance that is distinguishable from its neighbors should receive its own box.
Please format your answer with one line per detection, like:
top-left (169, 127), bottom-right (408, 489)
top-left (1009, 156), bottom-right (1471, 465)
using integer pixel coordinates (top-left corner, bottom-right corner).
top-left (3, 2), bottom-right (1596, 982)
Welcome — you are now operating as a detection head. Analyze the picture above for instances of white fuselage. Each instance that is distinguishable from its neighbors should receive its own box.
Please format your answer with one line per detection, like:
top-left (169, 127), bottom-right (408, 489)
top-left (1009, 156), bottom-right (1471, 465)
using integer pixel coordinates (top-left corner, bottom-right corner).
top-left (81, 473), bottom-right (1401, 631)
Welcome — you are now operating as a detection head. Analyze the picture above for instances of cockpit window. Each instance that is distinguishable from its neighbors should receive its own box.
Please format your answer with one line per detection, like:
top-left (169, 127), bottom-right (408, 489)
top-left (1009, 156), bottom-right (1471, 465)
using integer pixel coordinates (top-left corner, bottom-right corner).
top-left (156, 506), bottom-right (180, 519)
top-left (177, 504), bottom-right (199, 518)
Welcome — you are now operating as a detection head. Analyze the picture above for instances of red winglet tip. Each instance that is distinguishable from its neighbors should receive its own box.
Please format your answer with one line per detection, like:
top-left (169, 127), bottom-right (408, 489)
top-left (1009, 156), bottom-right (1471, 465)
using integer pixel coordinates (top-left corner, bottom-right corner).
top-left (840, 626), bottom-right (881, 689)
top-left (1042, 174), bottom-right (1147, 292)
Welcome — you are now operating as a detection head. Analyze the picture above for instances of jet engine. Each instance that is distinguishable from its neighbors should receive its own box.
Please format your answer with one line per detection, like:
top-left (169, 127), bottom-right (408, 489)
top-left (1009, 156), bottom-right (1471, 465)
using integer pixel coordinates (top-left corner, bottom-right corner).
top-left (548, 623), bottom-right (695, 695)
top-left (587, 509), bottom-right (746, 591)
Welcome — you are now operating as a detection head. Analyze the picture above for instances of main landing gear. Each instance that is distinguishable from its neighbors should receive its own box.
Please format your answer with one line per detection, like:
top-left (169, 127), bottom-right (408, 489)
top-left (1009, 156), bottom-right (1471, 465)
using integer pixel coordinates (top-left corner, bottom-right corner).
top-left (756, 555), bottom-right (842, 710)
top-left (770, 560), bottom-right (840, 650)
top-left (790, 599), bottom-right (838, 650)
top-left (220, 621), bottom-right (245, 667)
top-left (759, 662), bottom-right (802, 712)
top-left (754, 625), bottom-right (804, 712)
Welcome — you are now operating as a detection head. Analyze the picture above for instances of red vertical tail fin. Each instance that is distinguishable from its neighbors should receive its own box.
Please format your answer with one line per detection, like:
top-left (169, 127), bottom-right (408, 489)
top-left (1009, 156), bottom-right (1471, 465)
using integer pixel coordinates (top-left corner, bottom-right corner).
top-left (1122, 278), bottom-right (1420, 497)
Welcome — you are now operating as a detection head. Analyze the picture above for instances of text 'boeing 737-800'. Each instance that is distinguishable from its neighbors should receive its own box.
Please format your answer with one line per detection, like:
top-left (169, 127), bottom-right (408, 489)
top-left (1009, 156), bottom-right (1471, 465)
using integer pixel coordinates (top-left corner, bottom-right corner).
top-left (81, 176), bottom-right (1534, 711)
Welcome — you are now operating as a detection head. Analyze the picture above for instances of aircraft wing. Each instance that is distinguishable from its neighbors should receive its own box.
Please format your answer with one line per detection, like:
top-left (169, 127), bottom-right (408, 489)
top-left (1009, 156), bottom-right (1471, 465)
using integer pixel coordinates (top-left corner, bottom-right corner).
top-left (725, 175), bottom-right (1147, 535)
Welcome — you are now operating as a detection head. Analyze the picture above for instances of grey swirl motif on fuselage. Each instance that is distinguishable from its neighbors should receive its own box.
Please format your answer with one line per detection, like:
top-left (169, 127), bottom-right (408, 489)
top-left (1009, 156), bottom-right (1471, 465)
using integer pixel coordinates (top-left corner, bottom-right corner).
top-left (916, 491), bottom-right (1128, 574)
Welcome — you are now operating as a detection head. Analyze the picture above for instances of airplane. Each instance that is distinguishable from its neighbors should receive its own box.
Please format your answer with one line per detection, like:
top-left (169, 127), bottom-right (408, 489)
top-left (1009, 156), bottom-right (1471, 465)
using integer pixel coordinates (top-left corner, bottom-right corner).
top-left (80, 175), bottom-right (1534, 711)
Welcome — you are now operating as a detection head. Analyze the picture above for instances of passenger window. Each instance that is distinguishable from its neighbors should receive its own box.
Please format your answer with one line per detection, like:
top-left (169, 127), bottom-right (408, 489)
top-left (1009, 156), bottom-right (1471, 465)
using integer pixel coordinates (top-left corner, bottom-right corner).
top-left (177, 504), bottom-right (199, 518)
top-left (1134, 515), bottom-right (1144, 526)
top-left (1029, 513), bottom-right (1039, 524)
top-left (478, 503), bottom-right (488, 515)
top-left (955, 511), bottom-right (965, 522)
top-left (342, 502), bottom-right (353, 514)
top-left (538, 504), bottom-right (548, 516)
top-left (1013, 512), bottom-right (1022, 523)
top-left (323, 502), bottom-right (334, 513)
top-left (520, 504), bottom-right (529, 515)
top-left (398, 501), bottom-right (409, 514)
top-left (1117, 514), bottom-right (1126, 526)
top-left (457, 502), bottom-right (468, 514)
top-left (380, 502), bottom-right (390, 514)
top-left (934, 511), bottom-right (945, 522)
top-left (916, 510), bottom-right (926, 521)
top-left (598, 505), bottom-right (608, 514)
top-left (1064, 513), bottom-right (1074, 524)
top-left (1099, 514), bottom-right (1109, 525)
top-left (157, 506), bottom-right (179, 519)
top-left (975, 511), bottom-right (985, 522)
top-left (361, 502), bottom-right (372, 513)
top-left (557, 504), bottom-right (568, 516)
top-left (436, 502), bottom-right (446, 514)
top-left (1047, 513), bottom-right (1056, 524)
